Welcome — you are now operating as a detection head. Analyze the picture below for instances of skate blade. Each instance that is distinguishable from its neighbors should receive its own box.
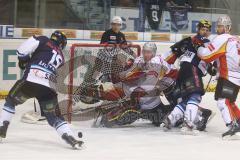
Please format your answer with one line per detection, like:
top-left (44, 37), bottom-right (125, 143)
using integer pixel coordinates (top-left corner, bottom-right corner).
top-left (181, 127), bottom-right (199, 136)
top-left (160, 123), bottom-right (171, 132)
top-left (162, 126), bottom-right (171, 132)
top-left (222, 133), bottom-right (240, 141)
top-left (72, 142), bottom-right (85, 150)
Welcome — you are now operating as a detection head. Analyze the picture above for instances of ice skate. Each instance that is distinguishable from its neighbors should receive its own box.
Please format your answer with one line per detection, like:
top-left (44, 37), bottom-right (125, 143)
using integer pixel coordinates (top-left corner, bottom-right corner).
top-left (181, 121), bottom-right (199, 136)
top-left (196, 109), bottom-right (215, 131)
top-left (62, 133), bottom-right (84, 150)
top-left (222, 123), bottom-right (240, 140)
top-left (162, 117), bottom-right (172, 131)
top-left (0, 121), bottom-right (10, 141)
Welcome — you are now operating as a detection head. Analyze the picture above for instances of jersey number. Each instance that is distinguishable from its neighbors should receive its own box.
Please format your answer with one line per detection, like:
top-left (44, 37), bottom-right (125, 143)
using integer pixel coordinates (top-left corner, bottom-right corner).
top-left (152, 11), bottom-right (159, 22)
top-left (49, 50), bottom-right (63, 68)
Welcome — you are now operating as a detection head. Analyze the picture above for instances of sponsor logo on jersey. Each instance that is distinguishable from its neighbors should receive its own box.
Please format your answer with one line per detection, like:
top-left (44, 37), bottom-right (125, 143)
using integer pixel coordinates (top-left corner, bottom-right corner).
top-left (110, 35), bottom-right (117, 40)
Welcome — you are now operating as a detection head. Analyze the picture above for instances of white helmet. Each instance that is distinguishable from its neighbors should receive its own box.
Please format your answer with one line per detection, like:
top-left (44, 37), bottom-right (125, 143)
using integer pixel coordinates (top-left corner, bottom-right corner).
top-left (111, 16), bottom-right (122, 25)
top-left (217, 15), bottom-right (232, 32)
top-left (143, 42), bottom-right (157, 56)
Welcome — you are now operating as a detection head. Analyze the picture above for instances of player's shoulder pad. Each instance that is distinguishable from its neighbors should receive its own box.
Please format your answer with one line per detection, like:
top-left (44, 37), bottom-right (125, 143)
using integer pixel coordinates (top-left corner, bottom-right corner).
top-left (213, 34), bottom-right (231, 42)
top-left (34, 35), bottom-right (51, 47)
top-left (34, 35), bottom-right (50, 42)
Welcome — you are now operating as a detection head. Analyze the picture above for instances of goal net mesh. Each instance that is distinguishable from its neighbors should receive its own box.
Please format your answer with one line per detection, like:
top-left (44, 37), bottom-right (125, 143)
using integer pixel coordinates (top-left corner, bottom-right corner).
top-left (57, 43), bottom-right (141, 122)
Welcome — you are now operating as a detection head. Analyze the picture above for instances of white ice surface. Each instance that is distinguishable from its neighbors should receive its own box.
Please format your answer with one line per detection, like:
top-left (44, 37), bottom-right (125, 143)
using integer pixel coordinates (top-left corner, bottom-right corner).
top-left (1, 92), bottom-right (240, 160)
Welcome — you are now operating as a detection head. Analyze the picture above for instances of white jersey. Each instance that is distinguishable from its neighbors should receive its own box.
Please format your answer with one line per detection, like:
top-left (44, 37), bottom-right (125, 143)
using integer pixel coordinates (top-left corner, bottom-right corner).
top-left (197, 33), bottom-right (240, 86)
top-left (123, 55), bottom-right (171, 110)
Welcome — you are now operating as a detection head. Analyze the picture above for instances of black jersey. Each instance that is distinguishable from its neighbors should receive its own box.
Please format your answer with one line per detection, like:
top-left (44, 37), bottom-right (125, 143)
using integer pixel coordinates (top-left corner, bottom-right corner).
top-left (144, 0), bottom-right (165, 30)
top-left (17, 36), bottom-right (64, 88)
top-left (100, 29), bottom-right (126, 44)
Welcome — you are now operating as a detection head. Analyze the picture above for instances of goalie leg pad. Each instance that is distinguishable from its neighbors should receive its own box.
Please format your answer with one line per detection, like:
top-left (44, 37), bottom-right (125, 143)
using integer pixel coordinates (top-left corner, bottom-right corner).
top-left (101, 105), bottom-right (140, 127)
top-left (215, 78), bottom-right (239, 103)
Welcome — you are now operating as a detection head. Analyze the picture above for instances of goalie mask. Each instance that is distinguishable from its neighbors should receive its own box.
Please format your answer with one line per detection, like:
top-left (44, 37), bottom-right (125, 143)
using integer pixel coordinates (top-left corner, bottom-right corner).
top-left (142, 42), bottom-right (157, 61)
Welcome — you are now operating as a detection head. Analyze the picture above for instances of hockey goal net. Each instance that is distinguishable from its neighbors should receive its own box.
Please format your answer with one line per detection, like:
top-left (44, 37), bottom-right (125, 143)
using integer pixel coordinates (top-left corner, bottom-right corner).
top-left (58, 43), bottom-right (141, 122)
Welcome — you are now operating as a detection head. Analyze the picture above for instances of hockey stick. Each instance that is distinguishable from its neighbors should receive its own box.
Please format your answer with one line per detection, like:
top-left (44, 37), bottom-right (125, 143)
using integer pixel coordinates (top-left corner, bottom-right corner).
top-left (63, 97), bottom-right (131, 117)
top-left (34, 98), bottom-right (37, 112)
top-left (205, 75), bottom-right (213, 92)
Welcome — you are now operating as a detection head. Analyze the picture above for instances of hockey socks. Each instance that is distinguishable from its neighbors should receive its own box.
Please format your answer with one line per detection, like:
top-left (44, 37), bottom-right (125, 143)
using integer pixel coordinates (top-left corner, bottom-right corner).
top-left (55, 122), bottom-right (83, 149)
top-left (184, 102), bottom-right (199, 127)
top-left (168, 104), bottom-right (185, 126)
top-left (0, 105), bottom-right (15, 126)
top-left (55, 121), bottom-right (74, 137)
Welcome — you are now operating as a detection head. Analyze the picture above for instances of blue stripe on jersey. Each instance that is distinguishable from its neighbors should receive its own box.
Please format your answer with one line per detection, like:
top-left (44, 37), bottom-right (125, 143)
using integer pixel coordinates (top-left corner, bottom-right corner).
top-left (187, 101), bottom-right (199, 107)
top-left (176, 105), bottom-right (185, 113)
top-left (30, 65), bottom-right (54, 74)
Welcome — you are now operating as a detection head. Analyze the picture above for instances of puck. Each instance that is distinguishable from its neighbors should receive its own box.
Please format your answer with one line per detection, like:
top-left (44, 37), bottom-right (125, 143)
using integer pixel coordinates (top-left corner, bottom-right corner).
top-left (78, 132), bottom-right (83, 138)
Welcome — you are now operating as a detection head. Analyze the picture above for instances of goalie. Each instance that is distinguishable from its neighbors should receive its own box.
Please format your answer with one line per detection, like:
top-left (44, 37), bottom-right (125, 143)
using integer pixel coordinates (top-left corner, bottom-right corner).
top-left (92, 42), bottom-right (175, 127)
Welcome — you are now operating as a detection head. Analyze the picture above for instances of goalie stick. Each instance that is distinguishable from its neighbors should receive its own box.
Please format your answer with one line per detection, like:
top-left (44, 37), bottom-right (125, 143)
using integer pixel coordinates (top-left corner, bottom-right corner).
top-left (22, 97), bottom-right (131, 123)
top-left (64, 97), bottom-right (131, 117)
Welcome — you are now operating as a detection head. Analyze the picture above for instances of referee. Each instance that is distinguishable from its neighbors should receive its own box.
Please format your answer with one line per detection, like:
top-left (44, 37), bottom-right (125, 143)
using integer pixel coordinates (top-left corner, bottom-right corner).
top-left (100, 16), bottom-right (126, 44)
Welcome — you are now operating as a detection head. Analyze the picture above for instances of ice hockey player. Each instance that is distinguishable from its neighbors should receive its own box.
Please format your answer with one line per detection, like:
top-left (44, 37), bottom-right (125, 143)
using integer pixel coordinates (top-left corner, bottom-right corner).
top-left (162, 19), bottom-right (216, 133)
top-left (94, 42), bottom-right (175, 127)
top-left (0, 31), bottom-right (83, 149)
top-left (196, 15), bottom-right (240, 139)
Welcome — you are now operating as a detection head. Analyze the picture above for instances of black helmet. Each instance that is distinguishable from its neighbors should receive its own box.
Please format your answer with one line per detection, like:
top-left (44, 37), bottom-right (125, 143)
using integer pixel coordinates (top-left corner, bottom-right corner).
top-left (50, 30), bottom-right (67, 49)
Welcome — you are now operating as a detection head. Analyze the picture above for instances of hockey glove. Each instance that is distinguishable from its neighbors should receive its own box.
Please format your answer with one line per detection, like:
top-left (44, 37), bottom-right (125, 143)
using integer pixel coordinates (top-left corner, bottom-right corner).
top-left (207, 63), bottom-right (217, 76)
top-left (170, 37), bottom-right (193, 57)
top-left (18, 56), bottom-right (30, 70)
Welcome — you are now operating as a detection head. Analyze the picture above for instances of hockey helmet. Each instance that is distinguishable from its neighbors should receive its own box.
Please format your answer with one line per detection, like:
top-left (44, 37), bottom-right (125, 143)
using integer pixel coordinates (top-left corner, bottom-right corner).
top-left (142, 42), bottom-right (157, 56)
top-left (50, 30), bottom-right (67, 49)
top-left (197, 19), bottom-right (212, 30)
top-left (216, 15), bottom-right (232, 32)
